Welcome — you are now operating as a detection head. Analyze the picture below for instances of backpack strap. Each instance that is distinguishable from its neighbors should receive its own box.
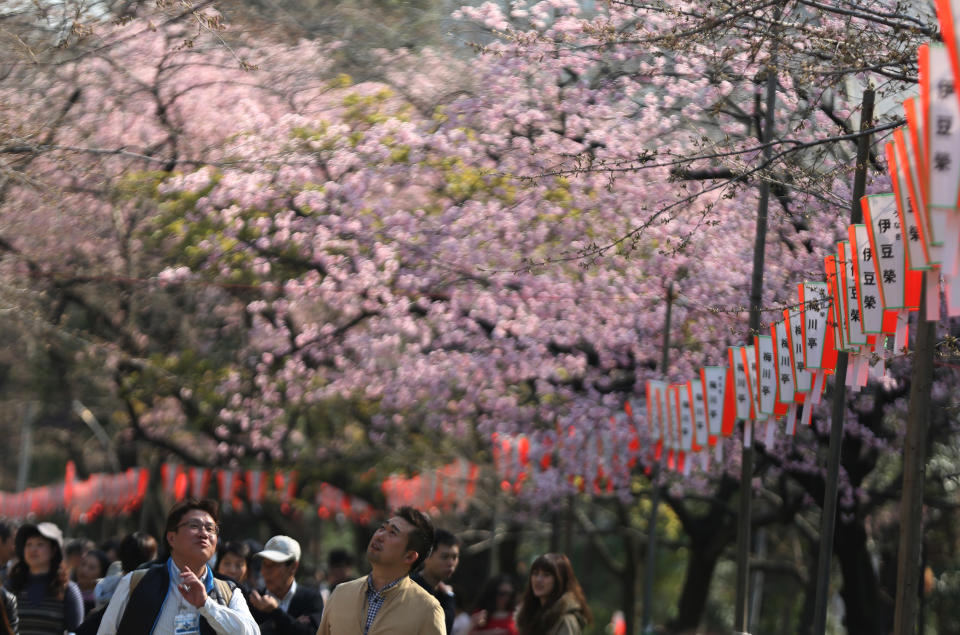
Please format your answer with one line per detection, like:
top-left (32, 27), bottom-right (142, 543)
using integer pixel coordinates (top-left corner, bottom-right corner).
top-left (118, 563), bottom-right (234, 635)
top-left (211, 577), bottom-right (234, 606)
top-left (129, 569), bottom-right (149, 592)
top-left (117, 564), bottom-right (169, 635)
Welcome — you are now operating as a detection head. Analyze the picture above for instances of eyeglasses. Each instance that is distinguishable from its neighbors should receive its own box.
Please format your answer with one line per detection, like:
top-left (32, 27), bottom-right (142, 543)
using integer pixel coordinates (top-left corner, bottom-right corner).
top-left (176, 520), bottom-right (220, 536)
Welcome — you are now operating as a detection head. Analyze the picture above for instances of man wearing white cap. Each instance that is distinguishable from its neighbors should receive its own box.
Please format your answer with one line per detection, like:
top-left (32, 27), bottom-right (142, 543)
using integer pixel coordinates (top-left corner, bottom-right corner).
top-left (248, 536), bottom-right (323, 635)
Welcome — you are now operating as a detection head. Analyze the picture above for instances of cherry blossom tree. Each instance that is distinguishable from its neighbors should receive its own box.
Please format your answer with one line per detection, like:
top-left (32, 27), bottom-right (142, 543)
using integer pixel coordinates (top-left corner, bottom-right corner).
top-left (447, 1), bottom-right (958, 632)
top-left (0, 2), bottom-right (345, 467)
top-left (2, 1), bottom-right (959, 633)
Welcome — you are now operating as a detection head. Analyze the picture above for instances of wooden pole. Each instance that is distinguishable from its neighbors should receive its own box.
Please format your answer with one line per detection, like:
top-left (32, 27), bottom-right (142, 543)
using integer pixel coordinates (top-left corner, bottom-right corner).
top-left (641, 282), bottom-right (674, 634)
top-left (734, 20), bottom-right (780, 629)
top-left (16, 402), bottom-right (36, 492)
top-left (893, 288), bottom-right (935, 635)
top-left (812, 86), bottom-right (875, 634)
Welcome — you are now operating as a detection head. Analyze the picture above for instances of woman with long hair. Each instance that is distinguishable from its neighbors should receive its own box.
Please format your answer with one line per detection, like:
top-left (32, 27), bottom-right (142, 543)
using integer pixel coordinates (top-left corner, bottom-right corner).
top-left (6, 523), bottom-right (82, 634)
top-left (73, 549), bottom-right (109, 616)
top-left (515, 553), bottom-right (591, 635)
top-left (468, 573), bottom-right (518, 635)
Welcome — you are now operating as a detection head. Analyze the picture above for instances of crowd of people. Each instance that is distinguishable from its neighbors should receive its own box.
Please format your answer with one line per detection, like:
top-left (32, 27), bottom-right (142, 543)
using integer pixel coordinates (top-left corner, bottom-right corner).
top-left (0, 500), bottom-right (592, 635)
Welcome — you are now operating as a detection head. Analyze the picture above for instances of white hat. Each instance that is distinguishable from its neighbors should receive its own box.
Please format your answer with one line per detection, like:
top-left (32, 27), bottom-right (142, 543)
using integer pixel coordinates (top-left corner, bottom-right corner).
top-left (16, 522), bottom-right (64, 556)
top-left (35, 522), bottom-right (63, 547)
top-left (255, 536), bottom-right (301, 563)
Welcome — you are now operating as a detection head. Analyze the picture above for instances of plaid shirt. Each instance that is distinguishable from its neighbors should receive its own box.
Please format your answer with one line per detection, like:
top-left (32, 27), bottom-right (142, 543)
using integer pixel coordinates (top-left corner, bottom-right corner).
top-left (363, 575), bottom-right (403, 635)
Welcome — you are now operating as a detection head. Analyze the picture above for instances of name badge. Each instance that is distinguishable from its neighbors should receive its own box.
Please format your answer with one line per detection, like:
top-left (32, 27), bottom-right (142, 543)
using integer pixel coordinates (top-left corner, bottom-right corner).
top-left (174, 611), bottom-right (201, 635)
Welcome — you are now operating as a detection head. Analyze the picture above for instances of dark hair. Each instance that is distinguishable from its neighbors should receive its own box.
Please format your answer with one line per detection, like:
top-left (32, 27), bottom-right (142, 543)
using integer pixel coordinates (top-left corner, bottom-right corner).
top-left (65, 538), bottom-right (92, 558)
top-left (397, 506), bottom-right (434, 572)
top-left (164, 497), bottom-right (220, 545)
top-left (100, 538), bottom-right (120, 558)
top-left (473, 573), bottom-right (518, 615)
top-left (515, 553), bottom-right (592, 631)
top-left (215, 541), bottom-right (252, 579)
top-left (8, 527), bottom-right (67, 599)
top-left (327, 548), bottom-right (354, 568)
top-left (433, 529), bottom-right (460, 550)
top-left (0, 521), bottom-right (13, 542)
top-left (83, 549), bottom-right (111, 578)
top-left (119, 531), bottom-right (158, 573)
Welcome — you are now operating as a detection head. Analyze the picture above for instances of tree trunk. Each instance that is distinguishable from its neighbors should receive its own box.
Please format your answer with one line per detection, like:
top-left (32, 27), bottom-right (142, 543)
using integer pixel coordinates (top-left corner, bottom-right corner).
top-left (835, 516), bottom-right (890, 634)
top-left (796, 536), bottom-right (819, 635)
top-left (667, 540), bottom-right (723, 633)
top-left (498, 521), bottom-right (521, 575)
top-left (664, 475), bottom-right (739, 633)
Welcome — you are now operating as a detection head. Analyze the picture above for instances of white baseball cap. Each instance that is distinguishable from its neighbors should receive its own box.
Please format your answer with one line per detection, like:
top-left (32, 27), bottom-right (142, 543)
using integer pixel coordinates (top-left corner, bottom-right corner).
top-left (255, 535), bottom-right (301, 563)
top-left (16, 522), bottom-right (64, 556)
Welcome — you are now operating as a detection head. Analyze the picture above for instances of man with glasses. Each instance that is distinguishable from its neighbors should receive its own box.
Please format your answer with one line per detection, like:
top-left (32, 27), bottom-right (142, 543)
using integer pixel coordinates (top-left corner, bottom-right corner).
top-left (97, 498), bottom-right (259, 635)
top-left (317, 507), bottom-right (444, 635)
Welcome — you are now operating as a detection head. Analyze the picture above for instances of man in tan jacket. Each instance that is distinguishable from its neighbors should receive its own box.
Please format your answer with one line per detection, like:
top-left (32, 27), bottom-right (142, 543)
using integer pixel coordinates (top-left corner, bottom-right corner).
top-left (316, 507), bottom-right (444, 635)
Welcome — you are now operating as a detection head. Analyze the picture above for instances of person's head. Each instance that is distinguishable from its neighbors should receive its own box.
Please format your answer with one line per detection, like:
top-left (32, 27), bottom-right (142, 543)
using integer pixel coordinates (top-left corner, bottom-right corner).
top-left (0, 521), bottom-right (15, 563)
top-left (100, 538), bottom-right (120, 564)
top-left (119, 531), bottom-right (158, 573)
top-left (9, 522), bottom-right (68, 597)
top-left (366, 506), bottom-right (434, 575)
top-left (76, 549), bottom-right (110, 588)
top-left (420, 529), bottom-right (461, 584)
top-left (326, 548), bottom-right (354, 586)
top-left (475, 573), bottom-right (518, 614)
top-left (64, 537), bottom-right (91, 573)
top-left (16, 523), bottom-right (63, 575)
top-left (215, 541), bottom-right (252, 584)
top-left (255, 536), bottom-right (301, 595)
top-left (164, 497), bottom-right (220, 571)
top-left (517, 553), bottom-right (592, 626)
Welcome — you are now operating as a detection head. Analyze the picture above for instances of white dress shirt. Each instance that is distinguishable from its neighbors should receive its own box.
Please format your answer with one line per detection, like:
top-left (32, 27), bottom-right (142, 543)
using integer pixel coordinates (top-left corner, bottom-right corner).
top-left (96, 559), bottom-right (260, 635)
top-left (277, 579), bottom-right (297, 614)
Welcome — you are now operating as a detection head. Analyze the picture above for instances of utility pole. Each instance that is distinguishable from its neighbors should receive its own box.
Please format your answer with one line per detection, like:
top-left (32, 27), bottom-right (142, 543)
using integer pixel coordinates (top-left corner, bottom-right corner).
top-left (17, 402), bottom-right (37, 492)
top-left (73, 400), bottom-right (121, 472)
top-left (734, 14), bottom-right (780, 630)
top-left (812, 86), bottom-right (875, 634)
top-left (893, 287), bottom-right (935, 635)
top-left (641, 282), bottom-right (675, 634)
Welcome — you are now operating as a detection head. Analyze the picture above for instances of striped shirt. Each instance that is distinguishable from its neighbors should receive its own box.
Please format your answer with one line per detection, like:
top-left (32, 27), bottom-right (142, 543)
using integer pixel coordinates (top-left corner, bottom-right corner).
top-left (363, 576), bottom-right (403, 635)
top-left (15, 575), bottom-right (82, 635)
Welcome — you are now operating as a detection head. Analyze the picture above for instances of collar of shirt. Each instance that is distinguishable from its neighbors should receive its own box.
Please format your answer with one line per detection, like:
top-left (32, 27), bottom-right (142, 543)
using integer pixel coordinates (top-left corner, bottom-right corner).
top-left (363, 575), bottom-right (405, 635)
top-left (278, 579), bottom-right (297, 613)
top-left (167, 557), bottom-right (215, 598)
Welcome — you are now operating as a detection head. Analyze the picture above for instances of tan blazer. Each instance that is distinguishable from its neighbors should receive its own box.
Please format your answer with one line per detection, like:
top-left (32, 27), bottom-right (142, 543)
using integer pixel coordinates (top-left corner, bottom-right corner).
top-left (546, 613), bottom-right (583, 635)
top-left (316, 574), bottom-right (445, 635)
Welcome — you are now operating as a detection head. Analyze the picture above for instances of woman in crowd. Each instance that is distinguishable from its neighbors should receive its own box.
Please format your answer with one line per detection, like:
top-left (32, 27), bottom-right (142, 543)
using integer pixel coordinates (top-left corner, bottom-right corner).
top-left (6, 523), bottom-right (82, 634)
top-left (468, 573), bottom-right (518, 635)
top-left (214, 540), bottom-right (253, 594)
top-left (73, 550), bottom-right (109, 615)
top-left (93, 530), bottom-right (158, 611)
top-left (514, 553), bottom-right (591, 635)
top-left (75, 531), bottom-right (159, 635)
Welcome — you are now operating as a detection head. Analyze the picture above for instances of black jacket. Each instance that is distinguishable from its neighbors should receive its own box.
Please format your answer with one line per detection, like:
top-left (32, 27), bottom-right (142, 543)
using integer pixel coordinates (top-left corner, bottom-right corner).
top-left (411, 572), bottom-right (455, 635)
top-left (0, 588), bottom-right (17, 635)
top-left (250, 584), bottom-right (324, 635)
